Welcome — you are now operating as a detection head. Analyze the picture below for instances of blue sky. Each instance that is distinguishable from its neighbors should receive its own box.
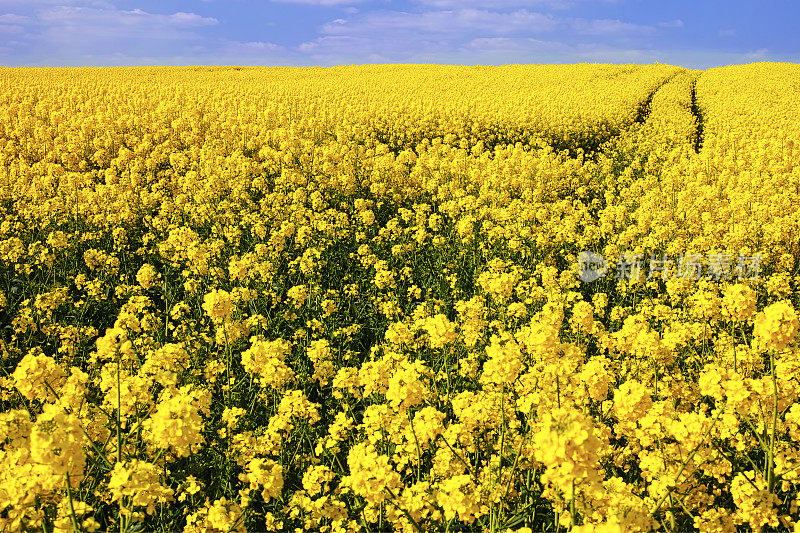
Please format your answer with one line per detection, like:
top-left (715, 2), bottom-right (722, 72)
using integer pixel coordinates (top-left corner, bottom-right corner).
top-left (0, 0), bottom-right (797, 67)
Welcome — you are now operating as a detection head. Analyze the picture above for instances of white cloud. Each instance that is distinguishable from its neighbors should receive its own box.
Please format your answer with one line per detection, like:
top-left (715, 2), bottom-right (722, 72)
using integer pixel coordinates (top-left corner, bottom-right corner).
top-left (299, 35), bottom-right (356, 53)
top-left (0, 3), bottom-right (299, 66)
top-left (160, 11), bottom-right (219, 27)
top-left (0, 14), bottom-right (31, 24)
top-left (299, 8), bottom-right (563, 65)
top-left (36, 6), bottom-right (218, 47)
top-left (0, 0), bottom-right (114, 7)
top-left (0, 24), bottom-right (24, 36)
top-left (413, 0), bottom-right (619, 9)
top-left (297, 35), bottom-right (395, 63)
top-left (571, 18), bottom-right (655, 37)
top-left (0, 6), bottom-right (221, 65)
top-left (180, 40), bottom-right (290, 65)
top-left (464, 36), bottom-right (565, 51)
top-left (460, 36), bottom-right (570, 62)
top-left (745, 47), bottom-right (769, 58)
top-left (320, 9), bottom-right (559, 37)
top-left (0, 13), bottom-right (30, 41)
top-left (39, 7), bottom-right (218, 29)
top-left (0, 0), bottom-right (754, 68)
top-left (298, 6), bottom-right (682, 65)
top-left (415, 0), bottom-right (568, 7)
top-left (658, 19), bottom-right (683, 29)
top-left (223, 40), bottom-right (283, 53)
top-left (296, 35), bottom-right (744, 69)
top-left (270, 0), bottom-right (371, 5)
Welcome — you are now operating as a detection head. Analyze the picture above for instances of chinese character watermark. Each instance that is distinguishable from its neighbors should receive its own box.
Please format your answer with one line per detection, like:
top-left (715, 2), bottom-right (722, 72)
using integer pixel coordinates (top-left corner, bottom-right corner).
top-left (576, 251), bottom-right (761, 283)
top-left (577, 251), bottom-right (608, 283)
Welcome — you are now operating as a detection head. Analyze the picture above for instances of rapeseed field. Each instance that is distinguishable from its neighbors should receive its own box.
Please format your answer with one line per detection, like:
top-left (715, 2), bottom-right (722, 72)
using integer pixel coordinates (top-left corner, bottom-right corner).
top-left (1, 62), bottom-right (799, 532)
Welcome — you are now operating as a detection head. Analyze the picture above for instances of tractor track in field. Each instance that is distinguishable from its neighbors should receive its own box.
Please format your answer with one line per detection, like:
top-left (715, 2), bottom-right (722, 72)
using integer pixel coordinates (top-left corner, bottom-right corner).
top-left (689, 77), bottom-right (705, 153)
top-left (365, 70), bottom-right (693, 162)
top-left (632, 71), bottom-right (680, 125)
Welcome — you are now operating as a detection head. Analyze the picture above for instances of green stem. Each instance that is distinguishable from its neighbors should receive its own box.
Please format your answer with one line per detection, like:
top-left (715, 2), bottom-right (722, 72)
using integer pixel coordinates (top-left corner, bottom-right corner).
top-left (497, 385), bottom-right (506, 486)
top-left (43, 381), bottom-right (113, 469)
top-left (570, 479), bottom-right (577, 527)
top-left (649, 401), bottom-right (725, 517)
top-left (383, 486), bottom-right (423, 532)
top-left (224, 321), bottom-right (232, 407)
top-left (407, 410), bottom-right (422, 483)
top-left (116, 358), bottom-right (122, 464)
top-left (768, 348), bottom-right (778, 493)
top-left (65, 473), bottom-right (82, 533)
top-left (437, 433), bottom-right (476, 482)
